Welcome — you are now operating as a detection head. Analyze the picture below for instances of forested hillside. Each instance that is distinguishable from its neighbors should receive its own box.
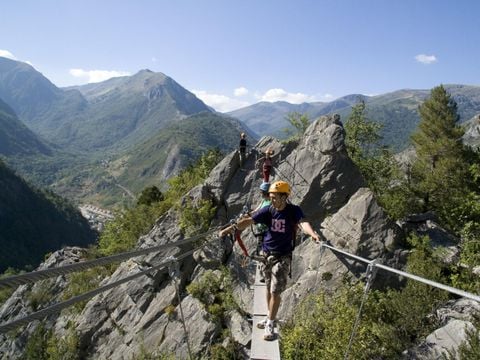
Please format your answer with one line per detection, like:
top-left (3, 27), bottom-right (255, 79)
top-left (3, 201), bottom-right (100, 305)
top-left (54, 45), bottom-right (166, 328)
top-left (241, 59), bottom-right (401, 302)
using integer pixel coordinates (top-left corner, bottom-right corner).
top-left (0, 58), bottom-right (252, 207)
top-left (0, 98), bottom-right (51, 156)
top-left (0, 160), bottom-right (97, 272)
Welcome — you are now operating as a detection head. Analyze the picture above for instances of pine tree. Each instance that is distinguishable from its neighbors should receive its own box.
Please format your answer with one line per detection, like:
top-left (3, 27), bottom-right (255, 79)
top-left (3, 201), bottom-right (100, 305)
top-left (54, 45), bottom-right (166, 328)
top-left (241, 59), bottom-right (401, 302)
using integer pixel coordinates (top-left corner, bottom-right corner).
top-left (283, 112), bottom-right (311, 139)
top-left (345, 100), bottom-right (382, 163)
top-left (410, 85), bottom-right (468, 227)
top-left (345, 100), bottom-right (410, 219)
top-left (137, 185), bottom-right (164, 206)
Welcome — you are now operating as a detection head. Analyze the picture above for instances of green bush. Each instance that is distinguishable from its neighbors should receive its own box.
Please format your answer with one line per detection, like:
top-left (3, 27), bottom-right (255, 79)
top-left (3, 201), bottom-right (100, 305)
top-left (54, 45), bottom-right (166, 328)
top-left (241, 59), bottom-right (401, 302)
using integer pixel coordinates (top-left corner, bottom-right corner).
top-left (186, 267), bottom-right (238, 325)
top-left (46, 326), bottom-right (80, 360)
top-left (137, 185), bottom-right (164, 206)
top-left (27, 282), bottom-right (53, 311)
top-left (281, 285), bottom-right (399, 360)
top-left (22, 323), bottom-right (49, 360)
top-left (62, 266), bottom-right (114, 312)
top-left (281, 234), bottom-right (450, 359)
top-left (208, 330), bottom-right (240, 360)
top-left (179, 198), bottom-right (216, 236)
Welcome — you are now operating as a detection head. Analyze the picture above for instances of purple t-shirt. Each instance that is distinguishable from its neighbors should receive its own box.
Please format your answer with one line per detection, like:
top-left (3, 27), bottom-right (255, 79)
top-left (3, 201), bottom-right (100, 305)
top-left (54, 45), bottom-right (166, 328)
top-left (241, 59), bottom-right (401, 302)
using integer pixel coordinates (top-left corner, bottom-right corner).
top-left (252, 204), bottom-right (304, 255)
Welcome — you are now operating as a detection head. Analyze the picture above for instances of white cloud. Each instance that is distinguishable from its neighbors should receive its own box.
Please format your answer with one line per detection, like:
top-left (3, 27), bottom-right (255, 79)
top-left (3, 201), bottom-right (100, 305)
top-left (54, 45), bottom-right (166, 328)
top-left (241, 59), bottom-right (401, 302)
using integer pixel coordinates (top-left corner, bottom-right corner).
top-left (193, 87), bottom-right (331, 112)
top-left (415, 54), bottom-right (438, 64)
top-left (257, 88), bottom-right (316, 103)
top-left (69, 68), bottom-right (131, 83)
top-left (234, 87), bottom-right (249, 97)
top-left (192, 90), bottom-right (250, 112)
top-left (0, 49), bottom-right (16, 60)
top-left (320, 93), bottom-right (334, 101)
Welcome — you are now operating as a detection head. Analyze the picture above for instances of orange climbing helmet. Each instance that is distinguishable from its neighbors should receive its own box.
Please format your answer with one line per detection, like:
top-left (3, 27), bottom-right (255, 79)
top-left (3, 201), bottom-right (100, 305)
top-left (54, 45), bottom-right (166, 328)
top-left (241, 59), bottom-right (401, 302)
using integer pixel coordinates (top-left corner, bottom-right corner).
top-left (268, 181), bottom-right (290, 195)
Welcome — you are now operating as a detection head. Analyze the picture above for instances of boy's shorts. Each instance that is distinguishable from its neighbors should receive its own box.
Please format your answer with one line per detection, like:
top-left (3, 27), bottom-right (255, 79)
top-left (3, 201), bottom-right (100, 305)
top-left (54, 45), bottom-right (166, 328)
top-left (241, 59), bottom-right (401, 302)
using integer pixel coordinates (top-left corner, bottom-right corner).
top-left (260, 254), bottom-right (291, 294)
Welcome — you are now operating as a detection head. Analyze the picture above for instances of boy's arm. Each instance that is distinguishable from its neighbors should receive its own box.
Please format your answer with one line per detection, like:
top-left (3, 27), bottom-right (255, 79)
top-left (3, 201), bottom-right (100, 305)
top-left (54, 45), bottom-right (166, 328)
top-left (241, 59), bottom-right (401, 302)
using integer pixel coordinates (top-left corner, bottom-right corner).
top-left (299, 221), bottom-right (321, 243)
top-left (219, 216), bottom-right (255, 237)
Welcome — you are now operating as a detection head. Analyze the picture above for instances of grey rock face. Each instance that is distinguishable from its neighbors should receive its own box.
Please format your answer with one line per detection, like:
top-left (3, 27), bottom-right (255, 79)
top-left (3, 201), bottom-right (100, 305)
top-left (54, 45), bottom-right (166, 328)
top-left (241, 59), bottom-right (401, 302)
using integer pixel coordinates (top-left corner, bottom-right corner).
top-left (1, 114), bottom-right (451, 359)
top-left (403, 298), bottom-right (480, 359)
top-left (0, 247), bottom-right (87, 359)
top-left (280, 186), bottom-right (404, 320)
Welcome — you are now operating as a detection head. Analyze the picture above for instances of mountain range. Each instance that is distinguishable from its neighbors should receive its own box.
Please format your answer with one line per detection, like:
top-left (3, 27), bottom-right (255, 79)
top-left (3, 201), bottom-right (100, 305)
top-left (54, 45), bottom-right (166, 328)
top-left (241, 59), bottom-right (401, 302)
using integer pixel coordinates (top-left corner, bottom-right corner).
top-left (0, 57), bottom-right (253, 206)
top-left (1, 56), bottom-right (480, 207)
top-left (229, 86), bottom-right (480, 151)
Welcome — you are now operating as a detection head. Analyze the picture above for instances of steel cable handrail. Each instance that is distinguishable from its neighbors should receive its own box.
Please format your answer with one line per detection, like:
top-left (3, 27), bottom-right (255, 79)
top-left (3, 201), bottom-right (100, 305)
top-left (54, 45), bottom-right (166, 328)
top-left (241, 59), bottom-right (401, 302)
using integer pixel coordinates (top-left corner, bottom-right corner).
top-left (0, 227), bottom-right (221, 289)
top-left (320, 242), bottom-right (480, 302)
top-left (0, 245), bottom-right (204, 334)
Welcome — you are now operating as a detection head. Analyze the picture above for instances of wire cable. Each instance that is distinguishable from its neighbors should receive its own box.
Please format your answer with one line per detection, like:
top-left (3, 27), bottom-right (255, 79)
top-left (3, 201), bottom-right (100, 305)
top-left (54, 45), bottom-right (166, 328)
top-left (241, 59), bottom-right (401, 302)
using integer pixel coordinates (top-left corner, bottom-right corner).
top-left (168, 258), bottom-right (193, 360)
top-left (0, 227), bottom-right (221, 290)
top-left (319, 242), bottom-right (480, 302)
top-left (0, 245), bottom-right (204, 334)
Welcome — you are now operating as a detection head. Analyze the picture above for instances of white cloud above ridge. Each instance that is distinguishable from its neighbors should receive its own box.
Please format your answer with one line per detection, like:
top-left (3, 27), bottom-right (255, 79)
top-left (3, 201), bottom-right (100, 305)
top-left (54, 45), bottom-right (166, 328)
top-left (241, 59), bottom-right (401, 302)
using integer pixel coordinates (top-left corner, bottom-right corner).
top-left (191, 87), bottom-right (336, 112)
top-left (69, 68), bottom-right (131, 83)
top-left (0, 50), bottom-right (34, 67)
top-left (319, 93), bottom-right (334, 101)
top-left (0, 49), bottom-right (16, 59)
top-left (415, 54), bottom-right (438, 64)
top-left (234, 87), bottom-right (249, 97)
top-left (257, 88), bottom-right (317, 103)
top-left (192, 90), bottom-right (250, 112)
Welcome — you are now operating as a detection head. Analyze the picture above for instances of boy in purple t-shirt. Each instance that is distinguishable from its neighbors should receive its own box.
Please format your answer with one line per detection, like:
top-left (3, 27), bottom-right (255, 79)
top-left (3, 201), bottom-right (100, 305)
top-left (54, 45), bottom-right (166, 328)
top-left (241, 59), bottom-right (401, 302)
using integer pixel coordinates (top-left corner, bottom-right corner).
top-left (219, 181), bottom-right (320, 341)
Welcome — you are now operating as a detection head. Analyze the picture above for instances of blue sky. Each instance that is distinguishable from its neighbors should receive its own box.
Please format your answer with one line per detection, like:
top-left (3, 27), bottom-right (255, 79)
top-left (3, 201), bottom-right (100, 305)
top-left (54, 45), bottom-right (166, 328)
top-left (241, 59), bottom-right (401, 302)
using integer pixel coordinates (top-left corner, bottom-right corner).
top-left (1, 0), bottom-right (479, 112)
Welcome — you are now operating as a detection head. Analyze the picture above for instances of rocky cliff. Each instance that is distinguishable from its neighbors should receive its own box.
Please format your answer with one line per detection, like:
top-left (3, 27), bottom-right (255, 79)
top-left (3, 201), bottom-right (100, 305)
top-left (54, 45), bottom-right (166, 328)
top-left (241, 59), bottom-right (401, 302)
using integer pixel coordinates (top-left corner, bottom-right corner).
top-left (0, 115), bottom-right (475, 359)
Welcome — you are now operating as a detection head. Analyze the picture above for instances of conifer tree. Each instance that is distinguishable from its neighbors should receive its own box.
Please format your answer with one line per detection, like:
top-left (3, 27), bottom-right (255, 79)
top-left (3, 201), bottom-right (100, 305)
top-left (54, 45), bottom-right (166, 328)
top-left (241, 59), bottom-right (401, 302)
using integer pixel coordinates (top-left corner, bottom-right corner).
top-left (345, 100), bottom-right (381, 163)
top-left (345, 100), bottom-right (409, 219)
top-left (410, 85), bottom-right (468, 227)
top-left (283, 112), bottom-right (310, 139)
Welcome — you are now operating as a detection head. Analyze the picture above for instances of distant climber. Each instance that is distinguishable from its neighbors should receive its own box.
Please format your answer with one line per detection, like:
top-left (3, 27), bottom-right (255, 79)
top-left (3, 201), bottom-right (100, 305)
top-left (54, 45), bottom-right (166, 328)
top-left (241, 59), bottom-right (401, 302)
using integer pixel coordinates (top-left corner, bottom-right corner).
top-left (256, 147), bottom-right (275, 182)
top-left (219, 180), bottom-right (320, 341)
top-left (239, 133), bottom-right (247, 168)
top-left (252, 182), bottom-right (271, 258)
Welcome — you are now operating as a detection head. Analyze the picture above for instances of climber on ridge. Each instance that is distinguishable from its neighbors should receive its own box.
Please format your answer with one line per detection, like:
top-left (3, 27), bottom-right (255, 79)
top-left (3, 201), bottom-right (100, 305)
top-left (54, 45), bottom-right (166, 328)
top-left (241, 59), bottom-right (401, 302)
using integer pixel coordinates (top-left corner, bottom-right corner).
top-left (256, 147), bottom-right (275, 182)
top-left (239, 132), bottom-right (247, 168)
top-left (219, 180), bottom-right (320, 341)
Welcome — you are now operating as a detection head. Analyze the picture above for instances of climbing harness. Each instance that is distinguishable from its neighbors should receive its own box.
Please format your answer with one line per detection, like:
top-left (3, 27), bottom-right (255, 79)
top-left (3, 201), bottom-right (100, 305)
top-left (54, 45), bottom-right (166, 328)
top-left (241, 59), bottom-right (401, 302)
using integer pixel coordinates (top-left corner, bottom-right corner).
top-left (233, 228), bottom-right (249, 258)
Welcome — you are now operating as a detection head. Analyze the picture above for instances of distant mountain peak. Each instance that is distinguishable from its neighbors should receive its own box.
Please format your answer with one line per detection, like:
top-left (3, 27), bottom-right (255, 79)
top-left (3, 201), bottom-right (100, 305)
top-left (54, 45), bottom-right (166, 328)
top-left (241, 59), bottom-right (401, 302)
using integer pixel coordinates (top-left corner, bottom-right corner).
top-left (0, 56), bottom-right (34, 71)
top-left (133, 69), bottom-right (167, 80)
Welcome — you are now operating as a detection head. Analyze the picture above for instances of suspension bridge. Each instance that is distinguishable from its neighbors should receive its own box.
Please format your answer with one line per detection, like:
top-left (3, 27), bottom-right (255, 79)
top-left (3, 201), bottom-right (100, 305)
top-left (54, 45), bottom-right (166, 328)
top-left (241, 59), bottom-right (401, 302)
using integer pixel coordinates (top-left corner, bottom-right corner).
top-left (1, 148), bottom-right (479, 359)
top-left (0, 226), bottom-right (478, 359)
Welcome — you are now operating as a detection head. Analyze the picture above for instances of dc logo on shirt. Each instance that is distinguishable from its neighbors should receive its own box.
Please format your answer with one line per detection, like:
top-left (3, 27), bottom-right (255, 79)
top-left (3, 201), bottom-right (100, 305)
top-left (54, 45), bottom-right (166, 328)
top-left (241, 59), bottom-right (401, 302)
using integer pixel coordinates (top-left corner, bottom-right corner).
top-left (271, 219), bottom-right (286, 233)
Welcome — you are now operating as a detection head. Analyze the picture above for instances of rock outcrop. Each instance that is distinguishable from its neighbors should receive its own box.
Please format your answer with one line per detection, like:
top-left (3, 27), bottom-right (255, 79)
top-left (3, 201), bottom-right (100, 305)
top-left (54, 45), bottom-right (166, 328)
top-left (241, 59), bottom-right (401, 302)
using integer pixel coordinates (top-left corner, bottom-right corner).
top-left (403, 298), bottom-right (480, 359)
top-left (1, 114), bottom-right (476, 359)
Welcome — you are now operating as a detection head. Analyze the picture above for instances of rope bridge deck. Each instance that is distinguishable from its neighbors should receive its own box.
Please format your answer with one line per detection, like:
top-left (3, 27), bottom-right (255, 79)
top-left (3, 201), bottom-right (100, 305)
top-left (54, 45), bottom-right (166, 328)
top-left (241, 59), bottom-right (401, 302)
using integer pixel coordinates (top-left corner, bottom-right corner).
top-left (250, 262), bottom-right (281, 360)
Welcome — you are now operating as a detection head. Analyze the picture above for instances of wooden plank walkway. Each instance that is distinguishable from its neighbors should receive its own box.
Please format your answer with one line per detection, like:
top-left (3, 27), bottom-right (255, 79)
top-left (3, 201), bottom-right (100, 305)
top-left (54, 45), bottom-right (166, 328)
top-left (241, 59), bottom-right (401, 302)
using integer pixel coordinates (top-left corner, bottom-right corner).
top-left (250, 263), bottom-right (281, 360)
